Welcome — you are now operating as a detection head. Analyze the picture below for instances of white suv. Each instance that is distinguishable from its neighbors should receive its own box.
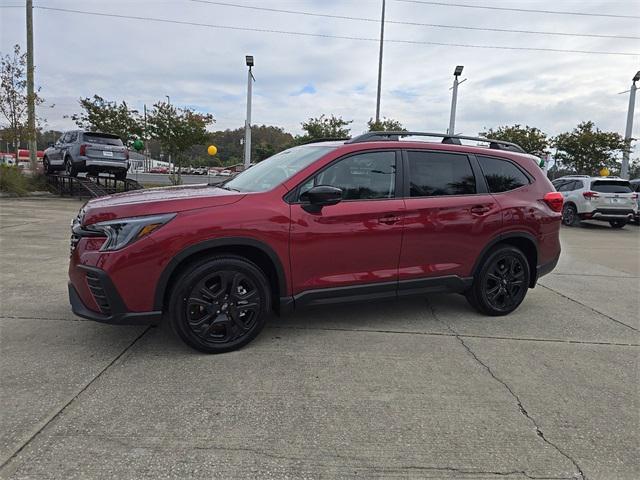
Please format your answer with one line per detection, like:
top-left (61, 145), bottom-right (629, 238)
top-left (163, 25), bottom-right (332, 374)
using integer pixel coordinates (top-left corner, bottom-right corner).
top-left (552, 176), bottom-right (638, 229)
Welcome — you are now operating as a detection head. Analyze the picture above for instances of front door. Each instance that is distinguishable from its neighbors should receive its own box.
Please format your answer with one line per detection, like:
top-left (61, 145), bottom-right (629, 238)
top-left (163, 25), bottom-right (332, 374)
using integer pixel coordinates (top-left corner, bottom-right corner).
top-left (289, 150), bottom-right (404, 298)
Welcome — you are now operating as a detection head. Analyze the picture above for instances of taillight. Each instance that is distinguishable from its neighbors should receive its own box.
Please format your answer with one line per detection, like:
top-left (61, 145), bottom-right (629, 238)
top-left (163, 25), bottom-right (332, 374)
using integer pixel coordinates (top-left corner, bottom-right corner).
top-left (632, 193), bottom-right (638, 200)
top-left (583, 191), bottom-right (599, 199)
top-left (79, 144), bottom-right (87, 156)
top-left (543, 192), bottom-right (563, 212)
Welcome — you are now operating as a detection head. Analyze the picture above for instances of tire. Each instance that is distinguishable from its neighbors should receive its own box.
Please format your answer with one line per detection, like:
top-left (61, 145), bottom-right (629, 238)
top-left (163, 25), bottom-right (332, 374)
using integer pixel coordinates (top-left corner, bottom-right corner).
top-left (562, 204), bottom-right (580, 226)
top-left (609, 220), bottom-right (627, 229)
top-left (64, 156), bottom-right (78, 177)
top-left (43, 157), bottom-right (53, 175)
top-left (114, 170), bottom-right (127, 181)
top-left (168, 255), bottom-right (271, 353)
top-left (465, 245), bottom-right (530, 316)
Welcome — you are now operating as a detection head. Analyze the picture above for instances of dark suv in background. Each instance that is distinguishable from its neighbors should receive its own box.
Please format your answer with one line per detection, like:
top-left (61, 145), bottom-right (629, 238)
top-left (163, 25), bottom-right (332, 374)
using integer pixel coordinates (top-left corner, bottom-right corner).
top-left (68, 131), bottom-right (563, 353)
top-left (43, 130), bottom-right (130, 179)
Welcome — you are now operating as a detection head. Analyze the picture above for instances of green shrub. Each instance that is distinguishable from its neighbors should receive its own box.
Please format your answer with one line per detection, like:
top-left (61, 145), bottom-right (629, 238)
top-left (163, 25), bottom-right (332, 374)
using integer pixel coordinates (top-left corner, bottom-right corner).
top-left (0, 165), bottom-right (49, 196)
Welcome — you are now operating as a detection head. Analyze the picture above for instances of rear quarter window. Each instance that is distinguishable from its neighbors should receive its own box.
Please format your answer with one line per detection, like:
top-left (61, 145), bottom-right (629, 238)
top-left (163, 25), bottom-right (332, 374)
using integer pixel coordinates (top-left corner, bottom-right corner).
top-left (477, 156), bottom-right (530, 193)
top-left (590, 181), bottom-right (632, 193)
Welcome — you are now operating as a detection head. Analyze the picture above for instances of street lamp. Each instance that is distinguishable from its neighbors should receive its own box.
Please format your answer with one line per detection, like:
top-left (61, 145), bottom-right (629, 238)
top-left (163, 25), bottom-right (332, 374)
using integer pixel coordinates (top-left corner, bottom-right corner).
top-left (243, 55), bottom-right (255, 169)
top-left (621, 70), bottom-right (639, 179)
top-left (448, 65), bottom-right (466, 135)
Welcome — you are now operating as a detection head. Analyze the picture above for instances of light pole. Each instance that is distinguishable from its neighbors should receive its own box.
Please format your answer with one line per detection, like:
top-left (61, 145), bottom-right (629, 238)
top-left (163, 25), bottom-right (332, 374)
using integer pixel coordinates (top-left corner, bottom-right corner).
top-left (621, 70), bottom-right (639, 179)
top-left (26, 0), bottom-right (37, 170)
top-left (375, 0), bottom-right (386, 124)
top-left (448, 65), bottom-right (466, 136)
top-left (244, 55), bottom-right (255, 169)
top-left (165, 95), bottom-right (172, 173)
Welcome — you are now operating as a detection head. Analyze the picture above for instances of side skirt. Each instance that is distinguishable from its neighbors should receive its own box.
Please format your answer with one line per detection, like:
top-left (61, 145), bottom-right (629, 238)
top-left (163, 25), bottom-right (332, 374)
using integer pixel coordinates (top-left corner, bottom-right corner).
top-left (279, 275), bottom-right (473, 313)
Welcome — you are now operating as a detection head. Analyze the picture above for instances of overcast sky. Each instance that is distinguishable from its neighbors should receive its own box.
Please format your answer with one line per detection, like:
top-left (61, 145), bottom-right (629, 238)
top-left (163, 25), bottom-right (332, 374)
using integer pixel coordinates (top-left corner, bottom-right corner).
top-left (1, 0), bottom-right (638, 145)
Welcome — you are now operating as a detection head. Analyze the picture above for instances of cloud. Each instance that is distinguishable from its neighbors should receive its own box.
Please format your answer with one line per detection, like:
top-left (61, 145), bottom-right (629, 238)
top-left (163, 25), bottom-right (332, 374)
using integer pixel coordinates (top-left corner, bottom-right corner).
top-left (290, 84), bottom-right (317, 96)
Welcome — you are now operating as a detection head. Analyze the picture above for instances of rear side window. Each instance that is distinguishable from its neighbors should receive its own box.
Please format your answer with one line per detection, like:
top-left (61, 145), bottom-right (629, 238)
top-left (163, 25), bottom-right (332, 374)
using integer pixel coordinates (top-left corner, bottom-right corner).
top-left (83, 132), bottom-right (124, 146)
top-left (407, 151), bottom-right (476, 197)
top-left (591, 180), bottom-right (632, 193)
top-left (478, 156), bottom-right (530, 193)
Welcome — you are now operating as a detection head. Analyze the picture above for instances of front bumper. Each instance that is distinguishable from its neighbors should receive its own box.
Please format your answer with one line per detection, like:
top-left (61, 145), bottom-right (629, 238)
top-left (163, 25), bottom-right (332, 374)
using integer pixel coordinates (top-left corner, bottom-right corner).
top-left (68, 265), bottom-right (161, 325)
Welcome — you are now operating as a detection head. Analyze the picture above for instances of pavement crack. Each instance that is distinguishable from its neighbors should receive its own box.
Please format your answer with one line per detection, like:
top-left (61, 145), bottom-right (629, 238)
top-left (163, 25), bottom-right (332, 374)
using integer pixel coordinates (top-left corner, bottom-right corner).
top-left (0, 326), bottom-right (152, 473)
top-left (428, 302), bottom-right (587, 480)
top-left (538, 284), bottom-right (637, 332)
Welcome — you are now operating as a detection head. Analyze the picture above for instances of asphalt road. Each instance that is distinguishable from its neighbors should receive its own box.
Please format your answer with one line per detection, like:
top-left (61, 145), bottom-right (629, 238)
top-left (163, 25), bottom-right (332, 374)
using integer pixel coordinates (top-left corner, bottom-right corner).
top-left (1, 197), bottom-right (638, 479)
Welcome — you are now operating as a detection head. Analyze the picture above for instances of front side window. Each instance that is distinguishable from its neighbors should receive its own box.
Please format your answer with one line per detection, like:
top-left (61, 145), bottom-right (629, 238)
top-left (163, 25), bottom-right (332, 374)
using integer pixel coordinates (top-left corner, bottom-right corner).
top-left (407, 151), bottom-right (476, 197)
top-left (478, 155), bottom-right (530, 193)
top-left (224, 145), bottom-right (336, 193)
top-left (300, 151), bottom-right (396, 201)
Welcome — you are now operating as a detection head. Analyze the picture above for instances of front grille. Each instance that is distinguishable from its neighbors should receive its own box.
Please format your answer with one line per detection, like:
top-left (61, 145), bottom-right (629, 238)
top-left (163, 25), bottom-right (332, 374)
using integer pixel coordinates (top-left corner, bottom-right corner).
top-left (85, 272), bottom-right (111, 315)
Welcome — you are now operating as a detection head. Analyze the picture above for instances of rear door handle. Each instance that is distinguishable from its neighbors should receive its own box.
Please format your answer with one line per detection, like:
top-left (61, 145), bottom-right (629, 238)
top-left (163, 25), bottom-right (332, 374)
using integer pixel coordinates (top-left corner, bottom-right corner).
top-left (379, 215), bottom-right (401, 225)
top-left (470, 205), bottom-right (492, 215)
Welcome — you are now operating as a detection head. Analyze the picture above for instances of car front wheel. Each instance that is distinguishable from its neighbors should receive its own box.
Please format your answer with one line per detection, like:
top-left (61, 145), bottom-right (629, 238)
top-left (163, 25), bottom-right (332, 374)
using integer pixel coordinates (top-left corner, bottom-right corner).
top-left (466, 245), bottom-right (530, 316)
top-left (64, 157), bottom-right (78, 177)
top-left (168, 255), bottom-right (271, 353)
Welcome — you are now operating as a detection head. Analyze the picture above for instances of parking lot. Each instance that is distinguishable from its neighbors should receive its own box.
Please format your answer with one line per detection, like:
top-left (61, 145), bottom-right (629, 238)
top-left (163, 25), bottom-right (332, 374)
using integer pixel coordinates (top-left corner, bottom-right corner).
top-left (0, 197), bottom-right (638, 479)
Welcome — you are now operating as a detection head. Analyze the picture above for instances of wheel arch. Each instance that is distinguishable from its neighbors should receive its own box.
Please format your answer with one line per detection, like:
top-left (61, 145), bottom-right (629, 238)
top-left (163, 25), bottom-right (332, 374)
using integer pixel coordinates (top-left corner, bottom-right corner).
top-left (155, 237), bottom-right (288, 314)
top-left (472, 232), bottom-right (539, 288)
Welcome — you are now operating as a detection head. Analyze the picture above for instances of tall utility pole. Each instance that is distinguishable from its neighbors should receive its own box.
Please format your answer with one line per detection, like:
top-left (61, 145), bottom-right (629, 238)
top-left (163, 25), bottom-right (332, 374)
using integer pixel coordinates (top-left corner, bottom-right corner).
top-left (244, 55), bottom-right (254, 169)
top-left (26, 0), bottom-right (37, 171)
top-left (448, 65), bottom-right (465, 135)
top-left (375, 0), bottom-right (386, 124)
top-left (621, 70), bottom-right (639, 179)
top-left (165, 95), bottom-right (172, 172)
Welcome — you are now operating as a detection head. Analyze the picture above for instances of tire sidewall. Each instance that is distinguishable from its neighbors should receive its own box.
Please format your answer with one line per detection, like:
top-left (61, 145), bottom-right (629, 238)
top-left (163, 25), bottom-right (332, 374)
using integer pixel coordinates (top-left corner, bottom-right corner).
top-left (168, 256), bottom-right (271, 353)
top-left (473, 245), bottom-right (530, 316)
top-left (562, 204), bottom-right (578, 226)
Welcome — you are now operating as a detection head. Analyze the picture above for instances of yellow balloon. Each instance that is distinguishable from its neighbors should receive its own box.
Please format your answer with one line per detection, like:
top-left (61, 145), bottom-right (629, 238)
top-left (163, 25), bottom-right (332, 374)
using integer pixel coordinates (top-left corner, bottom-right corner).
top-left (207, 145), bottom-right (218, 156)
top-left (599, 167), bottom-right (610, 177)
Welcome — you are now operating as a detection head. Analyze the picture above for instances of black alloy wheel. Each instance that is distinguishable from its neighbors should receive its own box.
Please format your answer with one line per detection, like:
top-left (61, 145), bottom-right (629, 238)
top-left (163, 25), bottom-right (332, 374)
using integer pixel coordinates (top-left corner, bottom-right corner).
top-left (466, 245), bottom-right (530, 316)
top-left (64, 157), bottom-right (78, 177)
top-left (43, 157), bottom-right (52, 174)
top-left (169, 256), bottom-right (270, 353)
top-left (562, 204), bottom-right (579, 226)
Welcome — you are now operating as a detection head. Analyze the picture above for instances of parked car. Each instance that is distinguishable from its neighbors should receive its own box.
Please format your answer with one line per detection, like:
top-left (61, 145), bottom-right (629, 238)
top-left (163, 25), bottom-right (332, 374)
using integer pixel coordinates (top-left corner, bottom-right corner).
top-left (552, 175), bottom-right (638, 228)
top-left (630, 179), bottom-right (640, 224)
top-left (68, 131), bottom-right (563, 353)
top-left (43, 130), bottom-right (129, 180)
top-left (149, 166), bottom-right (169, 174)
top-left (218, 169), bottom-right (232, 176)
top-left (193, 167), bottom-right (208, 175)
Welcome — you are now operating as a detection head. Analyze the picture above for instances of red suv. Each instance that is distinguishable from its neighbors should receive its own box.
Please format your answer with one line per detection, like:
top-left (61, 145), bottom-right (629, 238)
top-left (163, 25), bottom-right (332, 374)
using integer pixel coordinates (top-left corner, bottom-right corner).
top-left (69, 132), bottom-right (563, 353)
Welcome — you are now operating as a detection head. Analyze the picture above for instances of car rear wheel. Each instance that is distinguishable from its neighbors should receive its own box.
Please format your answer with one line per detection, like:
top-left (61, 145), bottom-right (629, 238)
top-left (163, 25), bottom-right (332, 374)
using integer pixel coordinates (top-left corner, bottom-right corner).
top-left (562, 204), bottom-right (580, 226)
top-left (466, 245), bottom-right (530, 316)
top-left (609, 220), bottom-right (627, 229)
top-left (168, 255), bottom-right (271, 353)
top-left (64, 157), bottom-right (78, 177)
top-left (43, 157), bottom-right (53, 174)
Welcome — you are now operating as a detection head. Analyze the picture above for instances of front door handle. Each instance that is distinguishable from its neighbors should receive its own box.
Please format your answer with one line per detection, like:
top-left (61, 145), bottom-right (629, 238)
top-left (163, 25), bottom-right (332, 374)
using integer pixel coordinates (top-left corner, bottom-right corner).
top-left (379, 215), bottom-right (401, 225)
top-left (470, 205), bottom-right (492, 216)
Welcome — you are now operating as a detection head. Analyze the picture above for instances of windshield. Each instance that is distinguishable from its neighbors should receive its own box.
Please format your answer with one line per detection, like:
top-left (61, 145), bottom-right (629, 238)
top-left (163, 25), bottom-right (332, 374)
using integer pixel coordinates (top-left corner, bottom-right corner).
top-left (223, 145), bottom-right (336, 192)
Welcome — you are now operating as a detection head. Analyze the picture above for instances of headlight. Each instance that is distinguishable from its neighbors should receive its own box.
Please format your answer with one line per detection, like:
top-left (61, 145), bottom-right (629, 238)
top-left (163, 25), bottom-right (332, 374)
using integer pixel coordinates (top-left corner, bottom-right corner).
top-left (85, 213), bottom-right (176, 251)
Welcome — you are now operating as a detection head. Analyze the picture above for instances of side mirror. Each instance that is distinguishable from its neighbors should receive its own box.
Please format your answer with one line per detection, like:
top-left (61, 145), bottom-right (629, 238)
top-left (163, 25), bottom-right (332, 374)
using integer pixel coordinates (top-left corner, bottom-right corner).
top-left (302, 185), bottom-right (342, 213)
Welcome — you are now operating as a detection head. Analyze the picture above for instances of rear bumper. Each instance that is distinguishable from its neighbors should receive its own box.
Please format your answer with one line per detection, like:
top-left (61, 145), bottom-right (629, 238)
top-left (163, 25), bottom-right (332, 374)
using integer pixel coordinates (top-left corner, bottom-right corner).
top-left (580, 209), bottom-right (634, 222)
top-left (535, 252), bottom-right (560, 284)
top-left (68, 266), bottom-right (161, 325)
top-left (82, 157), bottom-right (129, 169)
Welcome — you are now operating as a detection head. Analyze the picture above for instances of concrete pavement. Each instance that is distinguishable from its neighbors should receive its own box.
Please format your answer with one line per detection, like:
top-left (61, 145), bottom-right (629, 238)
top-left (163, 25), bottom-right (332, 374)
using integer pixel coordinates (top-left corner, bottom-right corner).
top-left (1, 197), bottom-right (638, 479)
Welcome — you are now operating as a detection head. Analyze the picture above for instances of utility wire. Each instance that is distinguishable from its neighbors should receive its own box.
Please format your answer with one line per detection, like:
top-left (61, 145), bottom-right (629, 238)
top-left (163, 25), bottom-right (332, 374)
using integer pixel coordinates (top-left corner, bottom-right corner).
top-left (188, 0), bottom-right (640, 41)
top-left (394, 0), bottom-right (640, 20)
top-left (35, 6), bottom-right (639, 57)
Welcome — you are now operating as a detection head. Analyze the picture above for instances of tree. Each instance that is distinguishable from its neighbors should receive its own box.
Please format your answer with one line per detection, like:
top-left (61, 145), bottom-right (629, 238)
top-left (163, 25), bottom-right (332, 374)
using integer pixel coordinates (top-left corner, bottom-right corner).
top-left (0, 44), bottom-right (45, 160)
top-left (208, 125), bottom-right (294, 166)
top-left (481, 124), bottom-right (549, 154)
top-left (553, 121), bottom-right (627, 175)
top-left (70, 95), bottom-right (142, 145)
top-left (367, 117), bottom-right (406, 132)
top-left (297, 114), bottom-right (352, 143)
top-left (146, 101), bottom-right (214, 182)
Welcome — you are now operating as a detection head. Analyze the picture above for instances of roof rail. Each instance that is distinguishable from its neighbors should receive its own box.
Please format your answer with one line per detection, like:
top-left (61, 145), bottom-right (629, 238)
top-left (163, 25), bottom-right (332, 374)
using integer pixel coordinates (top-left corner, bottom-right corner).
top-left (299, 137), bottom-right (350, 145)
top-left (346, 131), bottom-right (526, 153)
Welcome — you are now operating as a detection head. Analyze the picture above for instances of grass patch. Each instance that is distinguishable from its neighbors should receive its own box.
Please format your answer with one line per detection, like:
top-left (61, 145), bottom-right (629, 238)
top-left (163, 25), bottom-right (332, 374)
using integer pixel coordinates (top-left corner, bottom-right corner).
top-left (0, 165), bottom-right (50, 196)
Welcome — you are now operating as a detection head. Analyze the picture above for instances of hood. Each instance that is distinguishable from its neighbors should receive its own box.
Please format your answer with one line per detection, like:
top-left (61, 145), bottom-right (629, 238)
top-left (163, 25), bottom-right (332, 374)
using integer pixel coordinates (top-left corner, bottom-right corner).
top-left (82, 183), bottom-right (245, 225)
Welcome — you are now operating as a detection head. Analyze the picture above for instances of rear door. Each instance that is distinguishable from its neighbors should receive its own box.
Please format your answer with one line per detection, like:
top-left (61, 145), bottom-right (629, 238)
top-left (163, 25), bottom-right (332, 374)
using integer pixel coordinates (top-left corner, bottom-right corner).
top-left (398, 150), bottom-right (501, 286)
top-left (589, 180), bottom-right (635, 211)
top-left (289, 150), bottom-right (404, 296)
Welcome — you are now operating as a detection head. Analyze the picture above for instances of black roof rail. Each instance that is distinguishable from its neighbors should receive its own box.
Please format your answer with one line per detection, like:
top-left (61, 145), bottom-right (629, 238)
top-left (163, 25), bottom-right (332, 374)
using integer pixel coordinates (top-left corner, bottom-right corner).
top-left (299, 137), bottom-right (350, 145)
top-left (346, 131), bottom-right (526, 153)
